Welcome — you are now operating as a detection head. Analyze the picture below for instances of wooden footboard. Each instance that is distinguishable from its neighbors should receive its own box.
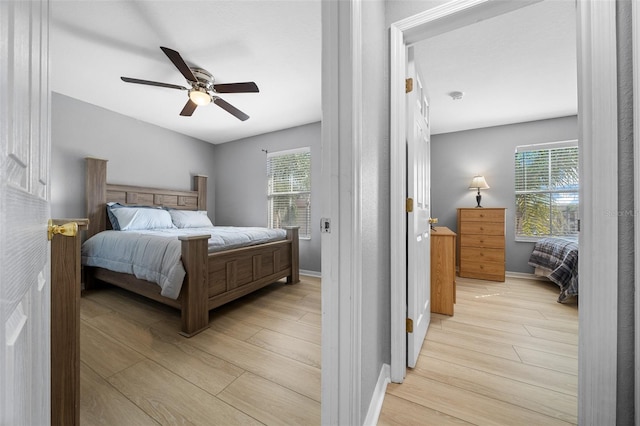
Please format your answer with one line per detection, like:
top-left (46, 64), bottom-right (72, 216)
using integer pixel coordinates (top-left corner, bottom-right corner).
top-left (84, 157), bottom-right (300, 337)
top-left (177, 227), bottom-right (299, 337)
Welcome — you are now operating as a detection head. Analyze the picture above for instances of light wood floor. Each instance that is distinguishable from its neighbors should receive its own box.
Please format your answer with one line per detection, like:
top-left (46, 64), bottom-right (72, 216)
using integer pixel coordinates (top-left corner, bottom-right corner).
top-left (79, 275), bottom-right (322, 425)
top-left (80, 274), bottom-right (577, 425)
top-left (379, 276), bottom-right (578, 426)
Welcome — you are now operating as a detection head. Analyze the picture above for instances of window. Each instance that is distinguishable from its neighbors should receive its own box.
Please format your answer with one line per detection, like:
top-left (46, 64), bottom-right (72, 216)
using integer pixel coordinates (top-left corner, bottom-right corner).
top-left (267, 148), bottom-right (311, 239)
top-left (514, 140), bottom-right (579, 240)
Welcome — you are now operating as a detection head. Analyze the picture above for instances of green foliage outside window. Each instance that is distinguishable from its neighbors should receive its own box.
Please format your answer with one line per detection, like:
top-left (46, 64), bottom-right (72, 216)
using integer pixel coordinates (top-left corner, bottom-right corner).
top-left (267, 149), bottom-right (311, 238)
top-left (515, 144), bottom-right (579, 239)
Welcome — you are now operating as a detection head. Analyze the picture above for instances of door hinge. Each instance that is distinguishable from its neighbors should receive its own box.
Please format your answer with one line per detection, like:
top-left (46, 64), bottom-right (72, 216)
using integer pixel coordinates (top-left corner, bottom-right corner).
top-left (406, 197), bottom-right (414, 213)
top-left (577, 219), bottom-right (581, 232)
top-left (405, 78), bottom-right (413, 93)
top-left (406, 318), bottom-right (414, 333)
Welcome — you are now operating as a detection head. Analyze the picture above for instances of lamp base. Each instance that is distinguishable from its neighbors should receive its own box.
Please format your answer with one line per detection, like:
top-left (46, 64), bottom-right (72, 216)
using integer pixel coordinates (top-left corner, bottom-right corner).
top-left (475, 192), bottom-right (482, 208)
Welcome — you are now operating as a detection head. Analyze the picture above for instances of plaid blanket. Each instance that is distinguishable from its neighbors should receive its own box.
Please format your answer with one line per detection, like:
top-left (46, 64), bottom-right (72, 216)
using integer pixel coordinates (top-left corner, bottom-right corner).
top-left (528, 237), bottom-right (578, 302)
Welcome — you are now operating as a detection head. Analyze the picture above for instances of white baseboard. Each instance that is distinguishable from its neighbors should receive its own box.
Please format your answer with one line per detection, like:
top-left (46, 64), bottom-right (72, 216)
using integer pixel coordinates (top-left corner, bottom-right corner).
top-left (300, 269), bottom-right (321, 278)
top-left (363, 363), bottom-right (391, 426)
top-left (505, 271), bottom-right (548, 281)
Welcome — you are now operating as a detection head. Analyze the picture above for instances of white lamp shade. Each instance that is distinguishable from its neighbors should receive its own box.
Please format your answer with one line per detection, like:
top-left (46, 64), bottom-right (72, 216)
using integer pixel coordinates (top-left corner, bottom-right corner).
top-left (189, 89), bottom-right (212, 106)
top-left (469, 175), bottom-right (490, 190)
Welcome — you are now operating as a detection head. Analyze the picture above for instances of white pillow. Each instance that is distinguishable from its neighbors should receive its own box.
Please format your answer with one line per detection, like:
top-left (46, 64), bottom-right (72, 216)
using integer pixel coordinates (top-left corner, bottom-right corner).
top-left (110, 207), bottom-right (176, 231)
top-left (169, 210), bottom-right (214, 228)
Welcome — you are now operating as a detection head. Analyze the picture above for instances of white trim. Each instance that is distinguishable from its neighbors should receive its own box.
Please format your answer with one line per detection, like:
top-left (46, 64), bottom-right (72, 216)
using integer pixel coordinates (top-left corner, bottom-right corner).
top-left (576, 0), bottom-right (618, 423)
top-left (514, 139), bottom-right (579, 152)
top-left (299, 270), bottom-right (321, 278)
top-left (320, 0), bottom-right (341, 423)
top-left (363, 364), bottom-right (391, 426)
top-left (504, 271), bottom-right (548, 281)
top-left (265, 146), bottom-right (310, 158)
top-left (348, 0), bottom-right (363, 424)
top-left (389, 22), bottom-right (407, 383)
top-left (389, 0), bottom-right (542, 384)
top-left (320, 0), bottom-right (363, 424)
top-left (633, 0), bottom-right (640, 422)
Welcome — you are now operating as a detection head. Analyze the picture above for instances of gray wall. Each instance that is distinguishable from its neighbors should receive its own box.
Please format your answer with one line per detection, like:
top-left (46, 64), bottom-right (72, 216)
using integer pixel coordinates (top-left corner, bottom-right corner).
top-left (51, 92), bottom-right (217, 219)
top-left (213, 122), bottom-right (321, 273)
top-left (615, 0), bottom-right (633, 421)
top-left (360, 0), bottom-right (391, 417)
top-left (430, 115), bottom-right (578, 273)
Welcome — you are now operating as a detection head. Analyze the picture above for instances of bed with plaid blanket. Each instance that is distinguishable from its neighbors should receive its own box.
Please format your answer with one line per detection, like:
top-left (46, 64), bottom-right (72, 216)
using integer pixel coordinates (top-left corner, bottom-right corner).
top-left (528, 237), bottom-right (578, 302)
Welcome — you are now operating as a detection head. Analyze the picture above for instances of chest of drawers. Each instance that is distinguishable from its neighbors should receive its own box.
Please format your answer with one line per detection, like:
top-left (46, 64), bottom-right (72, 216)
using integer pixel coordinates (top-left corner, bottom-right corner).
top-left (457, 208), bottom-right (506, 282)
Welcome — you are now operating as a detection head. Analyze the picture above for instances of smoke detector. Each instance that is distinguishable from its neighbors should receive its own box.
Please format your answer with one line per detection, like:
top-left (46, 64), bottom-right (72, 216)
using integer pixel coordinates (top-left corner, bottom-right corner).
top-left (449, 91), bottom-right (465, 100)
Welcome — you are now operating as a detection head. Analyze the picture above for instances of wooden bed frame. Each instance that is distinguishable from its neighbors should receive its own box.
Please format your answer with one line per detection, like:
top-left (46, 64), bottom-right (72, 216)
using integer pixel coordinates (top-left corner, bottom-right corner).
top-left (84, 157), bottom-right (299, 337)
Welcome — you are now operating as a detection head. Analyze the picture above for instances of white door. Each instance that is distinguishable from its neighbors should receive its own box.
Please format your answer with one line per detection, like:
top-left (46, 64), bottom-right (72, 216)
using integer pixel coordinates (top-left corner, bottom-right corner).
top-left (1, 0), bottom-right (51, 424)
top-left (406, 47), bottom-right (431, 368)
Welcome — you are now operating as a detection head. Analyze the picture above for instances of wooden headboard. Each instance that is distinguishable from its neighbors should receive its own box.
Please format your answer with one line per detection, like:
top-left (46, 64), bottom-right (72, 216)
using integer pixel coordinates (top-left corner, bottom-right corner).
top-left (85, 157), bottom-right (207, 238)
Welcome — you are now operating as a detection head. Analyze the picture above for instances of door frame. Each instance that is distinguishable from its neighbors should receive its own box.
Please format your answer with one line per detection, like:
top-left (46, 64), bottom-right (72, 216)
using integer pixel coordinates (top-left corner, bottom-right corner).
top-left (390, 1), bottom-right (621, 423)
top-left (321, 0), bottom-right (363, 424)
top-left (635, 0), bottom-right (640, 421)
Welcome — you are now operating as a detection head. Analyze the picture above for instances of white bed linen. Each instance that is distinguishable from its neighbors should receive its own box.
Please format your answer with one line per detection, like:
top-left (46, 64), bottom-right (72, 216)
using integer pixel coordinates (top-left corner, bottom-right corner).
top-left (81, 227), bottom-right (287, 299)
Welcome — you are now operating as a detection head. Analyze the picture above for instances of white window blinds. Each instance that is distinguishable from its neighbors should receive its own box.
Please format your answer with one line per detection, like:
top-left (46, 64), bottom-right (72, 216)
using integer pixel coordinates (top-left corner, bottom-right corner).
top-left (267, 148), bottom-right (311, 239)
top-left (514, 141), bottom-right (579, 240)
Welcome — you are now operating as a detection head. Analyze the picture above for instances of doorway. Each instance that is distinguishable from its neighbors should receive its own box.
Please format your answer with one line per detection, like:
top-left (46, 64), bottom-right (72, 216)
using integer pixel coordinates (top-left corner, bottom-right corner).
top-left (389, 0), bottom-right (620, 423)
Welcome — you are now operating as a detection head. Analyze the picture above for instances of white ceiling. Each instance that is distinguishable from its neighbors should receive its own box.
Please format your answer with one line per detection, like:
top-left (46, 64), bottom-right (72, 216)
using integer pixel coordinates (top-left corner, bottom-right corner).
top-left (50, 0), bottom-right (322, 144)
top-left (414, 0), bottom-right (577, 134)
top-left (50, 0), bottom-right (576, 144)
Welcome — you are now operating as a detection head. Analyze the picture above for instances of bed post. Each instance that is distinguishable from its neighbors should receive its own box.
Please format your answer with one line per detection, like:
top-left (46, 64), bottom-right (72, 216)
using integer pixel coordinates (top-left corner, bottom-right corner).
top-left (85, 158), bottom-right (108, 290)
top-left (285, 227), bottom-right (300, 284)
top-left (194, 175), bottom-right (207, 211)
top-left (85, 157), bottom-right (107, 239)
top-left (178, 234), bottom-right (210, 337)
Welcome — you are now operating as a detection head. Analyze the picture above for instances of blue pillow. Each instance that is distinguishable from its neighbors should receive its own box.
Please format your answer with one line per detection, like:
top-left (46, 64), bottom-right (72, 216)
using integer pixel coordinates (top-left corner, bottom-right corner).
top-left (168, 209), bottom-right (214, 228)
top-left (106, 203), bottom-right (175, 231)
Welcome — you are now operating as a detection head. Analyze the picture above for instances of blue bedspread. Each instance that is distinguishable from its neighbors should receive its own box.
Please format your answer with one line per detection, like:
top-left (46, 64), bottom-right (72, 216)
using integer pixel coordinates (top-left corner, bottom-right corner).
top-left (528, 237), bottom-right (578, 302)
top-left (82, 227), bottom-right (286, 300)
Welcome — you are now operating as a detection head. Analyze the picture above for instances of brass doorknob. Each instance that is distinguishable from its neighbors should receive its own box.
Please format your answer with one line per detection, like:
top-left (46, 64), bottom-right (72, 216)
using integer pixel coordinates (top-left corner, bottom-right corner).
top-left (48, 220), bottom-right (78, 241)
top-left (428, 217), bottom-right (438, 224)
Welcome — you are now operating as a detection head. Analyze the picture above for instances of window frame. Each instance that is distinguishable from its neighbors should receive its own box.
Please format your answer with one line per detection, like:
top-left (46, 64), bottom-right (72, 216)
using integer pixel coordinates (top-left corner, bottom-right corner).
top-left (266, 147), bottom-right (311, 240)
top-left (514, 139), bottom-right (579, 242)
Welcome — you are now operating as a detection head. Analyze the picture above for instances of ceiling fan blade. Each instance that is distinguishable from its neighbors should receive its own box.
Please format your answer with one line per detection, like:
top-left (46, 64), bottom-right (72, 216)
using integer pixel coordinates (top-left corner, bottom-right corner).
top-left (213, 98), bottom-right (250, 121)
top-left (213, 82), bottom-right (259, 93)
top-left (160, 46), bottom-right (198, 83)
top-left (180, 99), bottom-right (198, 116)
top-left (121, 77), bottom-right (187, 90)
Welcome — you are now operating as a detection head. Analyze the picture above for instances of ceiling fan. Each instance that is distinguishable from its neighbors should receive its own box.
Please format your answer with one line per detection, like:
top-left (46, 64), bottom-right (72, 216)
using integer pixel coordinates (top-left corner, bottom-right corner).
top-left (120, 46), bottom-right (259, 121)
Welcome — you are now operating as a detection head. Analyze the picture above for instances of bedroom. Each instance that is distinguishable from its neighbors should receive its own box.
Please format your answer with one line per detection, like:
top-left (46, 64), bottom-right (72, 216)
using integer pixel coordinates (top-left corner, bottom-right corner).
top-left (47, 0), bottom-right (323, 423)
top-left (1, 0), bottom-right (634, 424)
top-left (414, 0), bottom-right (578, 293)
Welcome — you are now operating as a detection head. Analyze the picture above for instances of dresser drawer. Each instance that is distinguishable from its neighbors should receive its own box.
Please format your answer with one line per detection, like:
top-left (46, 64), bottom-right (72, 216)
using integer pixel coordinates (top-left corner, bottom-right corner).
top-left (460, 247), bottom-right (505, 263)
top-left (459, 234), bottom-right (505, 249)
top-left (459, 209), bottom-right (505, 222)
top-left (459, 221), bottom-right (504, 236)
top-left (459, 261), bottom-right (505, 280)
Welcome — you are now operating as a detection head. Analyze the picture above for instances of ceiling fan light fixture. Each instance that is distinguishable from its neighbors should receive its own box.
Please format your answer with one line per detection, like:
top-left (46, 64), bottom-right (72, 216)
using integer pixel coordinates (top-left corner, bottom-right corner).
top-left (189, 88), bottom-right (211, 106)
